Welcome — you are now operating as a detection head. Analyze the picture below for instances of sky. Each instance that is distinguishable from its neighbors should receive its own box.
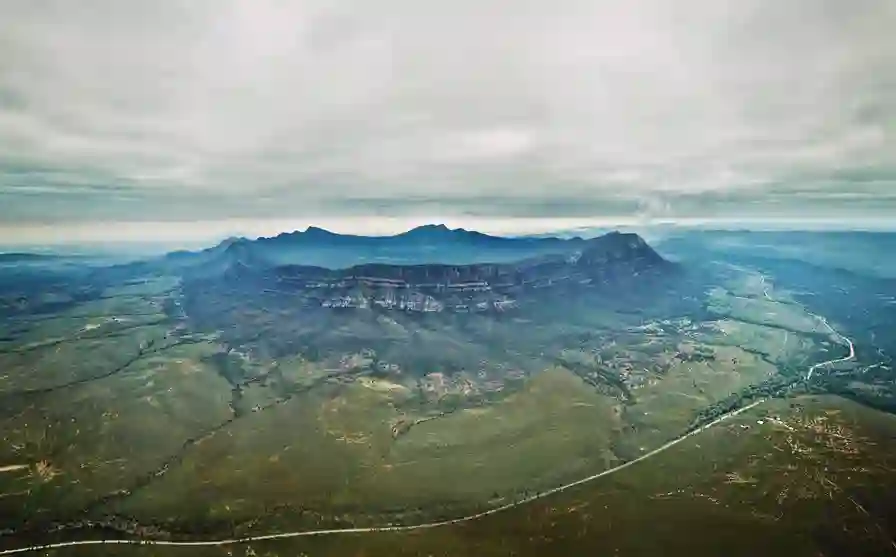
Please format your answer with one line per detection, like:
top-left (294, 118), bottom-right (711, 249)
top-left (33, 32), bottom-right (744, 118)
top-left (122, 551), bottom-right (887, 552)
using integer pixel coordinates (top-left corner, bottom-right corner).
top-left (1, 0), bottom-right (894, 245)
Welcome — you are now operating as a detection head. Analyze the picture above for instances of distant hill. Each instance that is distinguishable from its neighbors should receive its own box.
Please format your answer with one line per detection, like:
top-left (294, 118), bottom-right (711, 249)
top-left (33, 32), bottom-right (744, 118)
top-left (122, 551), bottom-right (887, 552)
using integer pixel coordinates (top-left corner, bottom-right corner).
top-left (0, 252), bottom-right (64, 263)
top-left (0, 252), bottom-right (113, 268)
top-left (656, 229), bottom-right (896, 279)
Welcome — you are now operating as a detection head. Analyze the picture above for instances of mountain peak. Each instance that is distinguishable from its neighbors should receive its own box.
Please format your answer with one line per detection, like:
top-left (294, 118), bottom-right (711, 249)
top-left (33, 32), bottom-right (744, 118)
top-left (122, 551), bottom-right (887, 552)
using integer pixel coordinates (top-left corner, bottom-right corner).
top-left (304, 226), bottom-right (336, 236)
top-left (396, 224), bottom-right (458, 238)
top-left (576, 231), bottom-right (662, 266)
top-left (202, 235), bottom-right (247, 255)
top-left (407, 223), bottom-right (450, 233)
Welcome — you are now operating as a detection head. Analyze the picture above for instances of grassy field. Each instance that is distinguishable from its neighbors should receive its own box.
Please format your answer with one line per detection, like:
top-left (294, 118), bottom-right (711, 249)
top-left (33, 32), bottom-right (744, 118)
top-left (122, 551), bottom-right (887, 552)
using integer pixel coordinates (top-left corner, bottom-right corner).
top-left (616, 342), bottom-right (778, 457)
top-left (0, 339), bottom-right (232, 520)
top-left (711, 318), bottom-right (816, 365)
top-left (34, 394), bottom-right (896, 557)
top-left (0, 278), bottom-right (175, 393)
top-left (109, 368), bottom-right (620, 532)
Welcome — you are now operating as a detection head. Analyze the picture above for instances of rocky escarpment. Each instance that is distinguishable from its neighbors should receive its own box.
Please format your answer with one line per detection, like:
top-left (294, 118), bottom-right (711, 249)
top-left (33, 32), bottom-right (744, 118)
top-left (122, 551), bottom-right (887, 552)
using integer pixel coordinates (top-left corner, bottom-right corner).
top-left (214, 232), bottom-right (674, 314)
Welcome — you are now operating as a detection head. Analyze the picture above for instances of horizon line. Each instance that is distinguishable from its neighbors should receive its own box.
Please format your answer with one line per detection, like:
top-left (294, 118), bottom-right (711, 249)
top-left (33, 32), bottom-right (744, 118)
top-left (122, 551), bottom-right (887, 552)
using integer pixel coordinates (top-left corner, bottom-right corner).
top-left (2, 216), bottom-right (896, 251)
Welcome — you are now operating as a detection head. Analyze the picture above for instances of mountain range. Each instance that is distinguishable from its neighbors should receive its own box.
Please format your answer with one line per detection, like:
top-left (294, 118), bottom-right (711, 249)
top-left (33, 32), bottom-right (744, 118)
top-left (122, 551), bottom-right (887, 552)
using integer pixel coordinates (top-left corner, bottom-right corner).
top-left (167, 224), bottom-right (591, 269)
top-left (172, 227), bottom-right (681, 372)
top-left (177, 228), bottom-right (674, 320)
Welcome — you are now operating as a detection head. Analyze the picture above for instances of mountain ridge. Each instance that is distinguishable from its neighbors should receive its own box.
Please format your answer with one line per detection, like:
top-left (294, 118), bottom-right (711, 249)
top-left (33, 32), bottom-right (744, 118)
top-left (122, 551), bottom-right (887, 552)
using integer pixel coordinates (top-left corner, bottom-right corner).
top-left (243, 223), bottom-right (586, 246)
top-left (167, 224), bottom-right (593, 269)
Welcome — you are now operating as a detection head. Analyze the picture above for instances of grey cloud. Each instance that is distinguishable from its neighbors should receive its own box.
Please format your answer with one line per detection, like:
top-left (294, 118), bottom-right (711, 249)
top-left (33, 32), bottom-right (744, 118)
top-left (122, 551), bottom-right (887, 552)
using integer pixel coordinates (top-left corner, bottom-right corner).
top-left (0, 0), bottom-right (894, 234)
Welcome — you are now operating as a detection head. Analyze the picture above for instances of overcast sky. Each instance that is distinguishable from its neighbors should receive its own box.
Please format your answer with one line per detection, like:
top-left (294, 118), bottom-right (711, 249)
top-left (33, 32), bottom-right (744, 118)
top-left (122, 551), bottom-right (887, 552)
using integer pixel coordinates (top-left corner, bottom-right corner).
top-left (1, 0), bottom-right (894, 244)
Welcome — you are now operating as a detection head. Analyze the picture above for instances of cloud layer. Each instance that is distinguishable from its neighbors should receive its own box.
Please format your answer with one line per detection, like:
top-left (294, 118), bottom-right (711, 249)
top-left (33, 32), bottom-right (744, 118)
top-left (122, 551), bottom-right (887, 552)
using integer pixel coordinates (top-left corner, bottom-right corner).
top-left (1, 0), bottom-right (894, 240)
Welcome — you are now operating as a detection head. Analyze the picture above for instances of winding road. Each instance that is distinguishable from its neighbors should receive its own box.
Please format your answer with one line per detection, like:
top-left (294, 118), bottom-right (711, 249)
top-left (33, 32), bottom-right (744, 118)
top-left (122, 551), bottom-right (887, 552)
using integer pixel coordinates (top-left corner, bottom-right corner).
top-left (806, 314), bottom-right (855, 380)
top-left (0, 280), bottom-right (858, 556)
top-left (758, 274), bottom-right (856, 380)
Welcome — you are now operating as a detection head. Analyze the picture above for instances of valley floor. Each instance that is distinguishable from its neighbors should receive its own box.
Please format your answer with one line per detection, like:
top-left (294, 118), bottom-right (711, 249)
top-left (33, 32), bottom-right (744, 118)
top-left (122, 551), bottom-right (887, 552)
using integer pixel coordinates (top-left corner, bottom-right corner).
top-left (0, 264), bottom-right (893, 556)
top-left (7, 395), bottom-right (896, 557)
